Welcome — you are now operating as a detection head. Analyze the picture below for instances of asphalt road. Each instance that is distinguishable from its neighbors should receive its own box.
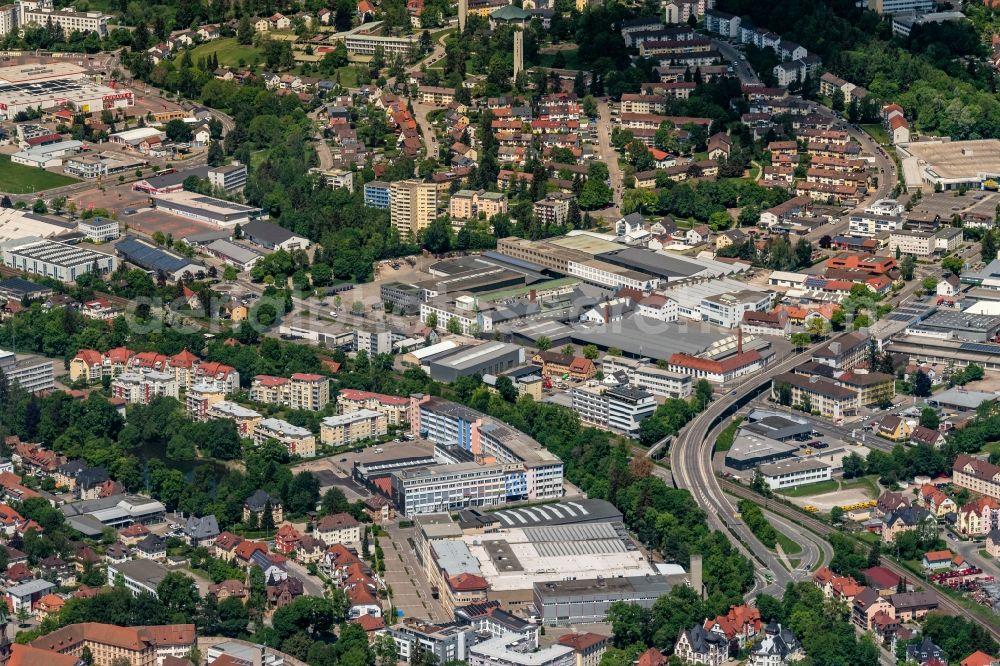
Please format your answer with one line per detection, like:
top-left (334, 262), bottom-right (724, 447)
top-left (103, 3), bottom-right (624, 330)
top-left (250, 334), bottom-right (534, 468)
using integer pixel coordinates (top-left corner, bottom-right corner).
top-left (711, 40), bottom-right (760, 85)
top-left (596, 99), bottom-right (623, 214)
top-left (669, 348), bottom-right (818, 597)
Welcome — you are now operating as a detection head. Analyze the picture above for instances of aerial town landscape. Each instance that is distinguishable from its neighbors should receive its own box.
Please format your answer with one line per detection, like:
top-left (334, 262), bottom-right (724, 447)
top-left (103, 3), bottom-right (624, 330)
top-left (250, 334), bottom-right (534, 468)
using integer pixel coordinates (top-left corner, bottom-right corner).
top-left (2, 0), bottom-right (1000, 663)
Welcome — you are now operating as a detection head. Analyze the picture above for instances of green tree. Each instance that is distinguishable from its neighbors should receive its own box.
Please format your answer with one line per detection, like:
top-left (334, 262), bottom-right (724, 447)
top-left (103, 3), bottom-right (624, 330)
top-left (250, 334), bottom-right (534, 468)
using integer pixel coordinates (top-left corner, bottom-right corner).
top-left (495, 376), bottom-right (518, 402)
top-left (900, 254), bottom-right (916, 280)
top-left (919, 406), bottom-right (940, 429)
top-left (791, 332), bottom-right (811, 350)
top-left (942, 255), bottom-right (964, 275)
top-left (426, 311), bottom-right (438, 329)
top-left (536, 336), bottom-right (552, 351)
top-left (582, 344), bottom-right (599, 360)
top-left (446, 317), bottom-right (461, 335)
top-left (912, 371), bottom-right (933, 397)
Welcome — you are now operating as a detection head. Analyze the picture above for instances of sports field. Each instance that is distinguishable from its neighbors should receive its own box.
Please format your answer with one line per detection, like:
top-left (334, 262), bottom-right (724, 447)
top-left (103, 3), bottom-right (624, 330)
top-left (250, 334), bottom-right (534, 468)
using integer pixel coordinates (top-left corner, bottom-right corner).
top-left (0, 155), bottom-right (79, 194)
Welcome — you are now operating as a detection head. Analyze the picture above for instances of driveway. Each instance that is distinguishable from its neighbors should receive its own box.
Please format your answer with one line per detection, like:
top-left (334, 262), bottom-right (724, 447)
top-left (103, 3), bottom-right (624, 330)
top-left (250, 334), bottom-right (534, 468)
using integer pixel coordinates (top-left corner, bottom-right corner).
top-left (380, 521), bottom-right (450, 622)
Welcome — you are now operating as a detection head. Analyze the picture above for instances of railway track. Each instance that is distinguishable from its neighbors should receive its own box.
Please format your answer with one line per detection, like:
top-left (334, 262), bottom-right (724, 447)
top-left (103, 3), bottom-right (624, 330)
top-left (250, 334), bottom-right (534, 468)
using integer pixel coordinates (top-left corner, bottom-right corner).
top-left (720, 479), bottom-right (1000, 640)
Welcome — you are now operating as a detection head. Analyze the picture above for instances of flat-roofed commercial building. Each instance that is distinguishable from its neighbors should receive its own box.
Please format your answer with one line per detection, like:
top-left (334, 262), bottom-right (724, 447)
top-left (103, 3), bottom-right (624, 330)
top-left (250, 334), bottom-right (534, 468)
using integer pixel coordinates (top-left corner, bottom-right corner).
top-left (0, 73), bottom-right (127, 120)
top-left (320, 409), bottom-right (387, 446)
top-left (533, 575), bottom-right (673, 625)
top-left (0, 348), bottom-right (54, 393)
top-left (411, 395), bottom-right (564, 504)
top-left (342, 21), bottom-right (420, 56)
top-left (757, 458), bottom-right (832, 490)
top-left (389, 619), bottom-right (477, 663)
top-left (1, 236), bottom-right (115, 282)
top-left (77, 217), bottom-right (119, 243)
top-left (391, 462), bottom-right (508, 516)
top-left (150, 191), bottom-right (267, 227)
top-left (426, 342), bottom-right (525, 383)
top-left (724, 432), bottom-right (797, 471)
top-left (470, 634), bottom-right (574, 666)
top-left (106, 559), bottom-right (169, 596)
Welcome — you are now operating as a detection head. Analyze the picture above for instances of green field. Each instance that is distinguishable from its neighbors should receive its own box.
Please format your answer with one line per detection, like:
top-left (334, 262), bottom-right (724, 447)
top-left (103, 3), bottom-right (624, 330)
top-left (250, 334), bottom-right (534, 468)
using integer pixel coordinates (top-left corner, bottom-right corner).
top-left (861, 124), bottom-right (891, 147)
top-left (189, 38), bottom-right (262, 68)
top-left (840, 475), bottom-right (880, 498)
top-left (0, 155), bottom-right (79, 194)
top-left (776, 479), bottom-right (840, 497)
top-left (714, 417), bottom-right (744, 452)
top-left (775, 531), bottom-right (802, 556)
top-left (537, 49), bottom-right (581, 70)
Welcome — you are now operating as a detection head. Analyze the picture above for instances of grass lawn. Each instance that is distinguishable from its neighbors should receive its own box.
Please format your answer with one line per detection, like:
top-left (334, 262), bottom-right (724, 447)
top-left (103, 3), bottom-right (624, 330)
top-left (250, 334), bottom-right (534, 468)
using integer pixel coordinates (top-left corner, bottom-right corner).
top-left (776, 479), bottom-right (840, 497)
top-left (840, 475), bottom-right (880, 498)
top-left (861, 123), bottom-right (891, 147)
top-left (189, 38), bottom-right (262, 68)
top-left (714, 417), bottom-right (744, 452)
top-left (775, 531), bottom-right (803, 556)
top-left (335, 65), bottom-right (366, 89)
top-left (429, 26), bottom-right (456, 43)
top-left (537, 49), bottom-right (581, 70)
top-left (982, 441), bottom-right (1000, 458)
top-left (0, 155), bottom-right (78, 194)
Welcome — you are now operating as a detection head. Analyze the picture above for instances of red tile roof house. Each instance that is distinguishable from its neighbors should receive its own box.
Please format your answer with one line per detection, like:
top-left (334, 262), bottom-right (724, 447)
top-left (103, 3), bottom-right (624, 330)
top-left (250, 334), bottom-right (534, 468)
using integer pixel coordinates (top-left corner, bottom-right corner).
top-left (961, 652), bottom-right (999, 666)
top-left (862, 566), bottom-right (901, 594)
top-left (703, 604), bottom-right (761, 649)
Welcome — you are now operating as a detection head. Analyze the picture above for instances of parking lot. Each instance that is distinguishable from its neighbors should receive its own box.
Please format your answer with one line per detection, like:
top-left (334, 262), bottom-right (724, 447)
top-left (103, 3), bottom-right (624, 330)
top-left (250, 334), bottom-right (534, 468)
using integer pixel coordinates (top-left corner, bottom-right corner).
top-left (380, 520), bottom-right (450, 622)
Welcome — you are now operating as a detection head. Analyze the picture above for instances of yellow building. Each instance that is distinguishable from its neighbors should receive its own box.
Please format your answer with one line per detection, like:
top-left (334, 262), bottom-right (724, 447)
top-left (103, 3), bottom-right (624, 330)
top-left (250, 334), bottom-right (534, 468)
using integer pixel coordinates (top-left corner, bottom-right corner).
top-left (876, 415), bottom-right (913, 442)
top-left (390, 179), bottom-right (438, 238)
top-left (836, 371), bottom-right (895, 407)
top-left (30, 623), bottom-right (195, 666)
top-left (320, 409), bottom-right (388, 446)
top-left (253, 418), bottom-right (316, 458)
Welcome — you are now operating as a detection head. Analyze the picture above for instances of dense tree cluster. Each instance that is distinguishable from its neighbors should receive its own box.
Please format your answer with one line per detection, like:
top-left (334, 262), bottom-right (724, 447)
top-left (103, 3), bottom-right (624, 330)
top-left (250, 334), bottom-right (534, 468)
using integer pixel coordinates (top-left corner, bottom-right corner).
top-left (755, 582), bottom-right (880, 666)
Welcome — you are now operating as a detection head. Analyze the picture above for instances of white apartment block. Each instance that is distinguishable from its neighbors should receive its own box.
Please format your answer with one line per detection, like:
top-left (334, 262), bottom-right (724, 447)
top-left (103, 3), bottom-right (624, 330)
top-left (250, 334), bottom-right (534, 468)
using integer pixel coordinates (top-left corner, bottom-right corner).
top-left (111, 370), bottom-right (178, 405)
top-left (570, 384), bottom-right (656, 438)
top-left (0, 349), bottom-right (53, 393)
top-left (320, 409), bottom-right (388, 446)
top-left (848, 213), bottom-right (904, 237)
top-left (208, 162), bottom-right (248, 192)
top-left (13, 0), bottom-right (109, 37)
top-left (888, 229), bottom-right (962, 257)
top-left (420, 301), bottom-right (480, 335)
top-left (700, 289), bottom-right (771, 328)
top-left (253, 418), bottom-right (316, 457)
top-left (601, 355), bottom-right (692, 399)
